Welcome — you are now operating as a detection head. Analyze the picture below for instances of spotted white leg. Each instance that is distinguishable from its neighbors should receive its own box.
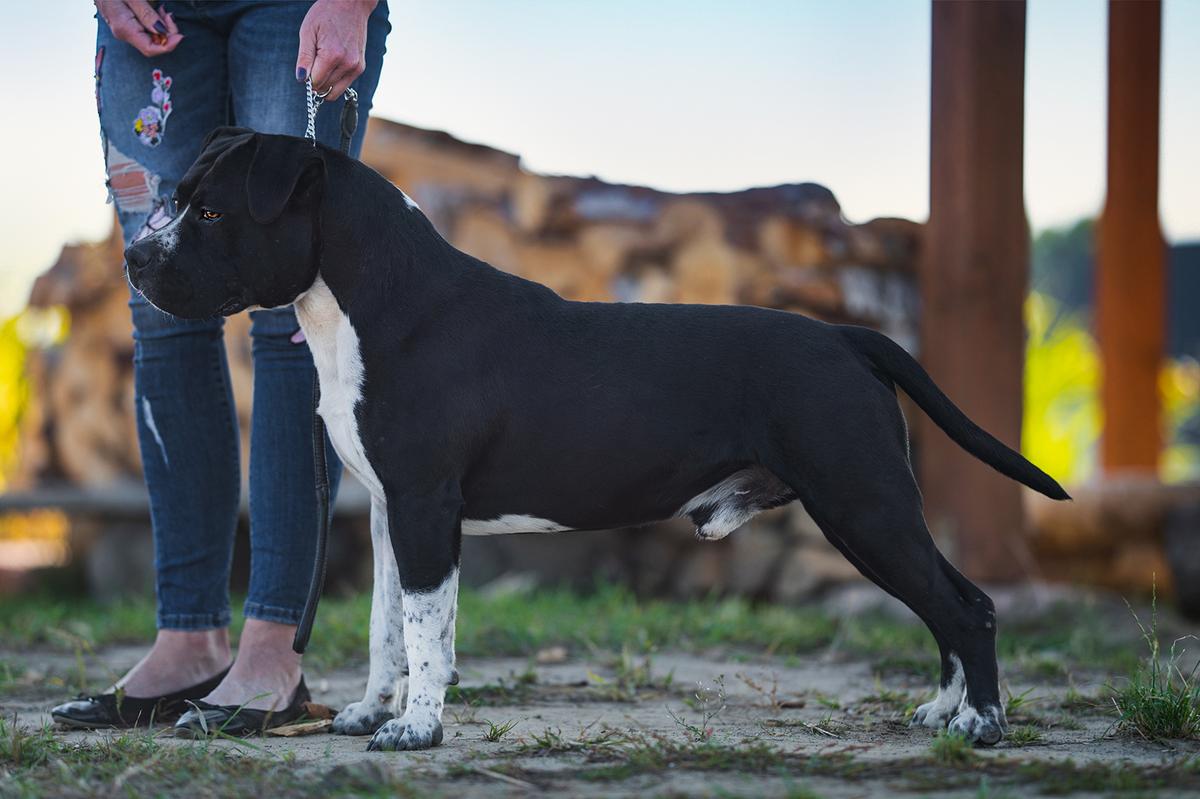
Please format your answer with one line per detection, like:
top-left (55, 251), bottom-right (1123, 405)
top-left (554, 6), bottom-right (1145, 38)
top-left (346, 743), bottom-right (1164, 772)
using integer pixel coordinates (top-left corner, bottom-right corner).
top-left (367, 567), bottom-right (459, 751)
top-left (333, 497), bottom-right (407, 735)
top-left (910, 653), bottom-right (965, 729)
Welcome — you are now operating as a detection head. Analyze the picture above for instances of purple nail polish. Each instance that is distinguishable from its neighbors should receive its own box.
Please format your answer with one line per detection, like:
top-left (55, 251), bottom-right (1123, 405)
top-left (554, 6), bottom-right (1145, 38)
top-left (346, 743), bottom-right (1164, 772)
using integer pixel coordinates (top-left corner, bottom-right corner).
top-left (154, 20), bottom-right (167, 34)
top-left (296, 66), bottom-right (307, 82)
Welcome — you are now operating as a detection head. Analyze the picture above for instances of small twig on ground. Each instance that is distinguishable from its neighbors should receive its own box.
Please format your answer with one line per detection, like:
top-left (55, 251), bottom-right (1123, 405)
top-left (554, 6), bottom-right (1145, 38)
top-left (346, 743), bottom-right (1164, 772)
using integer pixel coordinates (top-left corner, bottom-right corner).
top-left (471, 765), bottom-right (537, 790)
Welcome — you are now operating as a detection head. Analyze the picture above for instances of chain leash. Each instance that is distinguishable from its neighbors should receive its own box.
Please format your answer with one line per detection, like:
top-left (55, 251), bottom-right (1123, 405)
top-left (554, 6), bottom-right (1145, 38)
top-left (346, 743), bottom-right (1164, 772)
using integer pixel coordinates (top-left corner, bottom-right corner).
top-left (304, 78), bottom-right (358, 147)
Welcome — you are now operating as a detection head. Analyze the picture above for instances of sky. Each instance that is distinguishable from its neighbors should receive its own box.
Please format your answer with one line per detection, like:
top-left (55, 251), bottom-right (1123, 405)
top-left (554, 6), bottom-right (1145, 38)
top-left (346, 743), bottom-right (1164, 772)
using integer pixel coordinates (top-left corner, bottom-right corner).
top-left (0, 0), bottom-right (1197, 318)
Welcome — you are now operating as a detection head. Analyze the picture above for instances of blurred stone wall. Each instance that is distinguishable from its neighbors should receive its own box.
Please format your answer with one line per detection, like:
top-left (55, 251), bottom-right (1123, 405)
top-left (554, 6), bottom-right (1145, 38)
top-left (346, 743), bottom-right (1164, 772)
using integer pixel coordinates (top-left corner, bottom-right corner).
top-left (17, 117), bottom-right (923, 599)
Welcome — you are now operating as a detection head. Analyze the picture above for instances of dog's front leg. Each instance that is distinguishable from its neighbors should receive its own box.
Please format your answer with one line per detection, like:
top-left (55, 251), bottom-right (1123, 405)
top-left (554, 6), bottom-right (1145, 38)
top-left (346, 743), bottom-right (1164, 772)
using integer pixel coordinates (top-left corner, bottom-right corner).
top-left (367, 481), bottom-right (461, 752)
top-left (333, 496), bottom-right (406, 735)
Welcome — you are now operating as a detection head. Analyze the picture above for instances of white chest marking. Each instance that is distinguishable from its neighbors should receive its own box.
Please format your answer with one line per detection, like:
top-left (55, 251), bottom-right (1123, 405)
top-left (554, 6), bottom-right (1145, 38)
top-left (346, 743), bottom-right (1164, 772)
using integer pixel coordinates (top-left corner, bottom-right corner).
top-left (293, 276), bottom-right (382, 497)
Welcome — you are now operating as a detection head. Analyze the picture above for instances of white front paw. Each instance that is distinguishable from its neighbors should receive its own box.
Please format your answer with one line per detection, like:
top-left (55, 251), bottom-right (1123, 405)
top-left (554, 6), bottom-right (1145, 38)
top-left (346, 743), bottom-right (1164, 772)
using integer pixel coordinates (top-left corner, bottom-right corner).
top-left (947, 704), bottom-right (1005, 746)
top-left (332, 701), bottom-right (394, 736)
top-left (366, 714), bottom-right (444, 751)
top-left (910, 697), bottom-right (955, 729)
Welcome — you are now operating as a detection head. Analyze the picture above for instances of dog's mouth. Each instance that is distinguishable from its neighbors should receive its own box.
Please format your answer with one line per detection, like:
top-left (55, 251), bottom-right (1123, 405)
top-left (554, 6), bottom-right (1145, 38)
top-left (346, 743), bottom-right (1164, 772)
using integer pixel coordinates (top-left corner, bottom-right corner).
top-left (214, 297), bottom-right (248, 316)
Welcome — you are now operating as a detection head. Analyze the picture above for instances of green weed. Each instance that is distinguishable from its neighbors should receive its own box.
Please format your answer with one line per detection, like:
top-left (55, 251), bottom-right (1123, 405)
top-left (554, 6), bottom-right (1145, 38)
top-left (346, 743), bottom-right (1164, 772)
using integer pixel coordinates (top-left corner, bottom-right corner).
top-left (482, 718), bottom-right (519, 742)
top-left (1005, 725), bottom-right (1044, 746)
top-left (1110, 595), bottom-right (1200, 740)
top-left (929, 730), bottom-right (977, 765)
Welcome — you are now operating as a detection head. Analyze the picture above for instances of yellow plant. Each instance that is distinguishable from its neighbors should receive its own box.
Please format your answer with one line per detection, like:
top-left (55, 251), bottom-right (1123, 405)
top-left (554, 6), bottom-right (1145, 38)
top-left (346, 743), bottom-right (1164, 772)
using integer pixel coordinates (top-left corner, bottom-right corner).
top-left (1162, 358), bottom-right (1200, 482)
top-left (0, 315), bottom-right (28, 491)
top-left (1023, 292), bottom-right (1200, 486)
top-left (0, 307), bottom-right (70, 491)
top-left (1022, 293), bottom-right (1101, 486)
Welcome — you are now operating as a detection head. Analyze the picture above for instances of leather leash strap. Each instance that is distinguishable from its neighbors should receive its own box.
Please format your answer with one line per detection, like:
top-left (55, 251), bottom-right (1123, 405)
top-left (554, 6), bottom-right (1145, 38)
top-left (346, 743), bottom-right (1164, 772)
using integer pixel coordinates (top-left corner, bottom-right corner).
top-left (293, 84), bottom-right (359, 655)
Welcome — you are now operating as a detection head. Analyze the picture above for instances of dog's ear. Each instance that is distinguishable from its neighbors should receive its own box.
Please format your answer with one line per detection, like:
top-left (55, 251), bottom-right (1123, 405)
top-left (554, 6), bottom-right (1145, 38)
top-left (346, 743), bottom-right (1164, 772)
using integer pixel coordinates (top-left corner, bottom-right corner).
top-left (176, 127), bottom-right (257, 209)
top-left (201, 125), bottom-right (256, 152)
top-left (245, 135), bottom-right (326, 224)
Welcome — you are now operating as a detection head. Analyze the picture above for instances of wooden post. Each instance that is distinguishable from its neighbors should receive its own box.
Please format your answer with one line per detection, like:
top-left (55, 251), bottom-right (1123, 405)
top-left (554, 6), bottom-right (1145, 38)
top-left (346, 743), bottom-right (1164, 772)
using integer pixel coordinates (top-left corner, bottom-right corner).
top-left (921, 0), bottom-right (1028, 581)
top-left (1098, 0), bottom-right (1164, 474)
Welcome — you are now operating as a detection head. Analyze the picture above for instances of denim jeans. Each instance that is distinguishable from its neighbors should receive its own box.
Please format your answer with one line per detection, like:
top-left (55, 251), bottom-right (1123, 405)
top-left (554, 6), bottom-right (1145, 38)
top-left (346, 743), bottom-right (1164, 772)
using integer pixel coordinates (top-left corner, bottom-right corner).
top-left (96, 1), bottom-right (389, 630)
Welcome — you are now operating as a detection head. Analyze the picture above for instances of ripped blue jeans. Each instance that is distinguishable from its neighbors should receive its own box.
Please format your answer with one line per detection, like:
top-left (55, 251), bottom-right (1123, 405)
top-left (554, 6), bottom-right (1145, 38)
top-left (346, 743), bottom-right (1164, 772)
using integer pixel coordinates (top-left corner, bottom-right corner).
top-left (96, 1), bottom-right (389, 630)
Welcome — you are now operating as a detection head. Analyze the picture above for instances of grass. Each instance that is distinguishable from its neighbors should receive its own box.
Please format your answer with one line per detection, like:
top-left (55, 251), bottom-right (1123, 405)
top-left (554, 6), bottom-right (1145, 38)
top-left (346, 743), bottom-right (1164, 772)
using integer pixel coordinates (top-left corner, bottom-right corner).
top-left (929, 730), bottom-right (976, 765)
top-left (445, 678), bottom-right (534, 708)
top-left (0, 583), bottom-right (1145, 680)
top-left (1005, 725), bottom-right (1044, 746)
top-left (482, 718), bottom-right (519, 742)
top-left (0, 715), bottom-right (425, 798)
top-left (502, 721), bottom-right (1200, 794)
top-left (1109, 596), bottom-right (1200, 741)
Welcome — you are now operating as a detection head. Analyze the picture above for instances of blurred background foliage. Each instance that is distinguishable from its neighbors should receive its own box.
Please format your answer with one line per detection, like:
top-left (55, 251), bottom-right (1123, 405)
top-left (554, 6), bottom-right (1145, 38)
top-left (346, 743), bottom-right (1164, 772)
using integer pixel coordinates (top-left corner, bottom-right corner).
top-left (0, 308), bottom-right (68, 491)
top-left (0, 316), bottom-right (29, 492)
top-left (1024, 218), bottom-right (1200, 485)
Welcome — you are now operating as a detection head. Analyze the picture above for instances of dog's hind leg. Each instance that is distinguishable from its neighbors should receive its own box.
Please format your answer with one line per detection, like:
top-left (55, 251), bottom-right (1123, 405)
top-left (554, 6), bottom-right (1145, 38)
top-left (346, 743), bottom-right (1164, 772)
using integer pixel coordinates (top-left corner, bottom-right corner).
top-left (333, 496), bottom-right (407, 735)
top-left (816, 532), bottom-right (966, 730)
top-left (769, 396), bottom-right (1006, 744)
top-left (809, 487), bottom-right (1003, 743)
top-left (367, 480), bottom-right (462, 752)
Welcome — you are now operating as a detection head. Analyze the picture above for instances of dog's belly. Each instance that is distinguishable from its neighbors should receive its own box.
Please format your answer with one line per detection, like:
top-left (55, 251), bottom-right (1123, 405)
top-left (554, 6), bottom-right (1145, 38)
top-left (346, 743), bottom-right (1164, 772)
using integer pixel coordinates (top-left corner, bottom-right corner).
top-left (460, 466), bottom-right (795, 539)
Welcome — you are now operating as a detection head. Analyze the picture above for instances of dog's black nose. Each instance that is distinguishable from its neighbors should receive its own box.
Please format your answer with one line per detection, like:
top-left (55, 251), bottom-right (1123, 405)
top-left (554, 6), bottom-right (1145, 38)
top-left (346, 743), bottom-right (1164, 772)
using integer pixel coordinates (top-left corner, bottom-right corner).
top-left (124, 244), bottom-right (148, 277)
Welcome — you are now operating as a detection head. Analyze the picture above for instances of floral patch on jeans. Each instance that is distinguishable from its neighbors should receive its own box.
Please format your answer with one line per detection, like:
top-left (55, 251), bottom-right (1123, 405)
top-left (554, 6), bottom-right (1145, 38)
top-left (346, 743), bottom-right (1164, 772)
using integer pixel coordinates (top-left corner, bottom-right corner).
top-left (134, 69), bottom-right (173, 147)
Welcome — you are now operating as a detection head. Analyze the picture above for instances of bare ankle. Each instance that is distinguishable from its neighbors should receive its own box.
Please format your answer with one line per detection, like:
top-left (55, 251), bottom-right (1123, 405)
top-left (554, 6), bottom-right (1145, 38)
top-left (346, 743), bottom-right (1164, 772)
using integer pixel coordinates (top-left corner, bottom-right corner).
top-left (237, 619), bottom-right (302, 661)
top-left (116, 628), bottom-right (232, 697)
top-left (154, 628), bottom-right (232, 667)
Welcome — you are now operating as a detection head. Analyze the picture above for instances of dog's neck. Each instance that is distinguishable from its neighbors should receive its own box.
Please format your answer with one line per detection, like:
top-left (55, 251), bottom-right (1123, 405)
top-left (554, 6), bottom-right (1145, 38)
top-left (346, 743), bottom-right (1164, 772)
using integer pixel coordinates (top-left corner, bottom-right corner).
top-left (315, 158), bottom-right (464, 315)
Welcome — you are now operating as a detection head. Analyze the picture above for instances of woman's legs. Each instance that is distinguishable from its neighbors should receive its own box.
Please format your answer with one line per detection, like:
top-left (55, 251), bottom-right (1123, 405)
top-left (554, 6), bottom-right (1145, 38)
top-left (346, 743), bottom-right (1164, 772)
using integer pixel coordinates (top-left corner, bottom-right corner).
top-left (94, 0), bottom-right (389, 708)
top-left (96, 7), bottom-right (238, 697)
top-left (198, 0), bottom-right (389, 710)
top-left (203, 307), bottom-right (342, 710)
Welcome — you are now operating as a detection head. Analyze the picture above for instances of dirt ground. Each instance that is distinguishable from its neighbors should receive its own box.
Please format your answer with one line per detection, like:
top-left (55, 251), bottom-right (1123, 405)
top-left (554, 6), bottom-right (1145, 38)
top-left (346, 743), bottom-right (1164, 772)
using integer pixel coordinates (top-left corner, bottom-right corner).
top-left (4, 641), bottom-right (1199, 798)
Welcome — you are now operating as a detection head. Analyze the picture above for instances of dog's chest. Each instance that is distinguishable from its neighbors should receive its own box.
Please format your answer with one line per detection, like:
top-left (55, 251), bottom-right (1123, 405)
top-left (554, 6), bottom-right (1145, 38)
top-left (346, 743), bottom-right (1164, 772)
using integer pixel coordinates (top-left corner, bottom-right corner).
top-left (293, 278), bottom-right (383, 497)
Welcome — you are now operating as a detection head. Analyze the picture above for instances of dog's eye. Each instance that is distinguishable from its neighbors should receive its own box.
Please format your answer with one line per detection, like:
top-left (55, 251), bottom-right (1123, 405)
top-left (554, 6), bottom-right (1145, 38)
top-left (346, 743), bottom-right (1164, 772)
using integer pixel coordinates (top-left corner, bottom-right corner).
top-left (200, 209), bottom-right (223, 221)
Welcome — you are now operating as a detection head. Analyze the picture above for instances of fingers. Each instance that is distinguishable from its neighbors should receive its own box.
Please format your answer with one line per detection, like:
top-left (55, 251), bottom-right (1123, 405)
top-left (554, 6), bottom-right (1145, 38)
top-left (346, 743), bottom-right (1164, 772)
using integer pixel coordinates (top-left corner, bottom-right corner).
top-left (310, 53), bottom-right (364, 102)
top-left (301, 24), bottom-right (365, 97)
top-left (309, 46), bottom-right (348, 97)
top-left (296, 16), bottom-right (317, 84)
top-left (103, 0), bottom-right (182, 56)
top-left (126, 0), bottom-right (167, 38)
top-left (324, 64), bottom-right (361, 101)
top-left (157, 5), bottom-right (184, 52)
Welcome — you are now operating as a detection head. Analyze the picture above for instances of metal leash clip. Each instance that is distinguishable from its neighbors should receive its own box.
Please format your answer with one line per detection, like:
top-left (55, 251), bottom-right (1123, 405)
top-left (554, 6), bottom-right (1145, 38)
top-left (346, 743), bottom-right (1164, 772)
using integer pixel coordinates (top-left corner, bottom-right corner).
top-left (304, 77), bottom-right (359, 146)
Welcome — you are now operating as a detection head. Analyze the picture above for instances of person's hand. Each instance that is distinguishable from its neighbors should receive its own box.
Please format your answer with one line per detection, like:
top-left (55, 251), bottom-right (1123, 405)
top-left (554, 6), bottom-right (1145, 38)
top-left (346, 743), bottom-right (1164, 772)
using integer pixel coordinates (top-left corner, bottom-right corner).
top-left (95, 1), bottom-right (183, 57)
top-left (296, 0), bottom-right (377, 99)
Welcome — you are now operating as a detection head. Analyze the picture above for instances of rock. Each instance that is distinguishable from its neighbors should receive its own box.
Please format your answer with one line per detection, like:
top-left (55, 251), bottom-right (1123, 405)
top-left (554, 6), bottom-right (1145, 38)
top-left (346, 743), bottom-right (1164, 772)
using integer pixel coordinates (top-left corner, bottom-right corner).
top-left (535, 645), bottom-right (569, 664)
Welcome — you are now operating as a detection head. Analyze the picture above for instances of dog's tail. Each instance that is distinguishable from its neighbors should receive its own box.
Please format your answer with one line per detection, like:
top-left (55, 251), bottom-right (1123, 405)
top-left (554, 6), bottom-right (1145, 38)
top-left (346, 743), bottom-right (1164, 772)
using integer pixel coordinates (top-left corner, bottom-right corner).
top-left (839, 325), bottom-right (1071, 501)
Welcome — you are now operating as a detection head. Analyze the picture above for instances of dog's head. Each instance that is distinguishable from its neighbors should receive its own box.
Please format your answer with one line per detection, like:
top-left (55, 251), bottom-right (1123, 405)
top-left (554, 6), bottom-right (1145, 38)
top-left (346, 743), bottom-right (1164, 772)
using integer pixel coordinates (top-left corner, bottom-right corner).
top-left (125, 127), bottom-right (326, 318)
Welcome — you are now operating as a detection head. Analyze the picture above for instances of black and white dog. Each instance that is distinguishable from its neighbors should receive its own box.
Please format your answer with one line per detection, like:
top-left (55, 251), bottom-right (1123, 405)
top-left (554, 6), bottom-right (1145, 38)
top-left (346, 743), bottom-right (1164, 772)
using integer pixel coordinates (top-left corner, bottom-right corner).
top-left (125, 128), bottom-right (1069, 751)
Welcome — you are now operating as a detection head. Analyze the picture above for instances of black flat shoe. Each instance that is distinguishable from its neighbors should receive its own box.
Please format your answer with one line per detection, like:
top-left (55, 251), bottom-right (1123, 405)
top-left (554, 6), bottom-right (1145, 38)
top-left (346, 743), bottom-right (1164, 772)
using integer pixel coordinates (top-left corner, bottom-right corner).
top-left (50, 667), bottom-right (231, 729)
top-left (173, 676), bottom-right (311, 739)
